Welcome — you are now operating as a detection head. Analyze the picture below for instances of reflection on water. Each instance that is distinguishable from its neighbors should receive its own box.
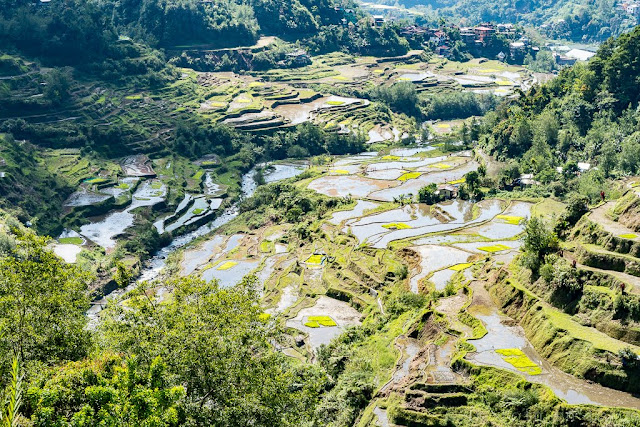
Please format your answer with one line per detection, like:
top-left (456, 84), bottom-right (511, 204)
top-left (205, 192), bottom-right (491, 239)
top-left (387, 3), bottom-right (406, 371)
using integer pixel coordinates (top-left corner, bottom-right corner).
top-left (468, 281), bottom-right (640, 409)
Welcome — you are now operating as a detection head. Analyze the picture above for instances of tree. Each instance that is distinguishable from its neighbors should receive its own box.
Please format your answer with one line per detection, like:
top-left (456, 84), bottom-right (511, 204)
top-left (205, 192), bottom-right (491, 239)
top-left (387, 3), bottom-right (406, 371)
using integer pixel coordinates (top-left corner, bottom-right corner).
top-left (520, 217), bottom-right (559, 273)
top-left (99, 275), bottom-right (323, 425)
top-left (28, 354), bottom-right (186, 426)
top-left (417, 183), bottom-right (439, 204)
top-left (0, 231), bottom-right (91, 368)
top-left (43, 68), bottom-right (72, 105)
top-left (464, 170), bottom-right (480, 192)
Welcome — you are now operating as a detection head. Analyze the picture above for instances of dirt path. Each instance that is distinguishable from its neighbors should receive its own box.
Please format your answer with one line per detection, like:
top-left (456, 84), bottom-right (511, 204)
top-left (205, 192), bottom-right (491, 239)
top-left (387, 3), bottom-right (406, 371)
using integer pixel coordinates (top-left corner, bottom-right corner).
top-left (590, 202), bottom-right (640, 240)
top-left (563, 252), bottom-right (640, 295)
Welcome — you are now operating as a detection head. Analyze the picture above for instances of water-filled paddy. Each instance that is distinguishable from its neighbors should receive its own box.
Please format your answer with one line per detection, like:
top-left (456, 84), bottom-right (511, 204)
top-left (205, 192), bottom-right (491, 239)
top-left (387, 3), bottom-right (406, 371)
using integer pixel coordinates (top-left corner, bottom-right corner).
top-left (80, 180), bottom-right (166, 249)
top-left (409, 245), bottom-right (473, 293)
top-left (286, 296), bottom-right (362, 350)
top-left (369, 161), bottom-right (479, 202)
top-left (308, 175), bottom-right (397, 198)
top-left (329, 200), bottom-right (379, 225)
top-left (350, 199), bottom-right (503, 248)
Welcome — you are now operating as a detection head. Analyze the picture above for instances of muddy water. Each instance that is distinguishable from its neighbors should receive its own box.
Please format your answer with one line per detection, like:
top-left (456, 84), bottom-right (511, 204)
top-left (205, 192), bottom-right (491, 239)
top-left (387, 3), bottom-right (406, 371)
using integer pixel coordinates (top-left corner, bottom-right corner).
top-left (369, 161), bottom-right (479, 202)
top-left (201, 259), bottom-right (260, 288)
top-left (365, 168), bottom-right (407, 180)
top-left (329, 200), bottom-right (379, 225)
top-left (366, 155), bottom-right (448, 171)
top-left (409, 245), bottom-right (473, 293)
top-left (180, 235), bottom-right (226, 276)
top-left (467, 281), bottom-right (640, 409)
top-left (262, 162), bottom-right (308, 183)
top-left (286, 295), bottom-right (362, 350)
top-left (390, 146), bottom-right (436, 157)
top-left (88, 163), bottom-right (301, 324)
top-left (308, 175), bottom-right (397, 198)
top-left (63, 188), bottom-right (111, 207)
top-left (53, 244), bottom-right (82, 263)
top-left (350, 200), bottom-right (503, 249)
top-left (274, 96), bottom-right (366, 125)
top-left (430, 268), bottom-right (457, 291)
top-left (393, 338), bottom-right (420, 382)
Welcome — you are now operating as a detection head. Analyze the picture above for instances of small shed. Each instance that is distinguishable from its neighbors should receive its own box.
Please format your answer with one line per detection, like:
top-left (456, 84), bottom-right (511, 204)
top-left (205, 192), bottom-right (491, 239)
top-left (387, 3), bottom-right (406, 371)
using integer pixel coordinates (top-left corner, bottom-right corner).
top-left (436, 184), bottom-right (457, 200)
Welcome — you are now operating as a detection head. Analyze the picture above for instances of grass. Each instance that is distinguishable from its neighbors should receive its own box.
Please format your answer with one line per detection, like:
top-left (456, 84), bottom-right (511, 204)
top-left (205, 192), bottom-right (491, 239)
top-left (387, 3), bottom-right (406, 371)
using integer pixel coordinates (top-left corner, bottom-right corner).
top-left (398, 172), bottom-right (422, 181)
top-left (431, 163), bottom-right (453, 169)
top-left (192, 170), bottom-right (204, 181)
top-left (449, 263), bottom-right (473, 271)
top-left (84, 177), bottom-right (107, 184)
top-left (532, 199), bottom-right (566, 218)
top-left (217, 261), bottom-right (238, 270)
top-left (150, 181), bottom-right (163, 189)
top-left (381, 155), bottom-right (400, 160)
top-left (306, 254), bottom-right (325, 265)
top-left (192, 208), bottom-right (204, 215)
top-left (115, 182), bottom-right (130, 190)
top-left (260, 240), bottom-right (274, 253)
top-left (495, 348), bottom-right (541, 375)
top-left (496, 215), bottom-right (524, 225)
top-left (59, 237), bottom-right (83, 245)
top-left (619, 233), bottom-right (638, 239)
top-left (477, 244), bottom-right (511, 253)
top-left (448, 178), bottom-right (465, 185)
top-left (326, 100), bottom-right (345, 106)
top-left (304, 315), bottom-right (337, 328)
top-left (331, 169), bottom-right (350, 174)
top-left (125, 94), bottom-right (143, 100)
top-left (382, 223), bottom-right (412, 230)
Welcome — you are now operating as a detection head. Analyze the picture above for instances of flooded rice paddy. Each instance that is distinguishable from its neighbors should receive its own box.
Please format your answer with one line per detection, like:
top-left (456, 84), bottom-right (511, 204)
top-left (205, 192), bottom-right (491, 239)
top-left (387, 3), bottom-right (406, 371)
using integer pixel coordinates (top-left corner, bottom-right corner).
top-left (80, 180), bottom-right (166, 249)
top-left (286, 296), bottom-right (362, 350)
top-left (467, 281), bottom-right (640, 409)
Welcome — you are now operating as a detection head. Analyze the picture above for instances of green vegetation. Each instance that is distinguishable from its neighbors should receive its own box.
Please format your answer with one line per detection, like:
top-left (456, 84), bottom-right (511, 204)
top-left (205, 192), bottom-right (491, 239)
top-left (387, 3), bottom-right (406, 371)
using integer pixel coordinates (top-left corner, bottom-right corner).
top-left (495, 348), bottom-right (542, 375)
top-left (398, 172), bottom-right (422, 181)
top-left (382, 223), bottom-right (412, 230)
top-left (478, 244), bottom-right (510, 253)
top-left (59, 237), bottom-right (84, 245)
top-left (217, 261), bottom-right (238, 270)
top-left (305, 316), bottom-right (337, 328)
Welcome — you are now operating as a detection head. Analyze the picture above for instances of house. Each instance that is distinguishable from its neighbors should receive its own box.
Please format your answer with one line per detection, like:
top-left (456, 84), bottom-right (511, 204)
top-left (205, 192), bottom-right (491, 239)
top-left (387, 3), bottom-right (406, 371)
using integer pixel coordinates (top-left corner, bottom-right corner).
top-left (373, 15), bottom-right (385, 27)
top-left (460, 29), bottom-right (477, 44)
top-left (578, 162), bottom-right (591, 172)
top-left (436, 45), bottom-right (451, 57)
top-left (497, 23), bottom-right (515, 34)
top-left (436, 184), bottom-right (458, 200)
top-left (514, 173), bottom-right (540, 187)
top-left (474, 25), bottom-right (495, 42)
top-left (286, 50), bottom-right (311, 66)
top-left (497, 51), bottom-right (507, 62)
top-left (555, 54), bottom-right (576, 66)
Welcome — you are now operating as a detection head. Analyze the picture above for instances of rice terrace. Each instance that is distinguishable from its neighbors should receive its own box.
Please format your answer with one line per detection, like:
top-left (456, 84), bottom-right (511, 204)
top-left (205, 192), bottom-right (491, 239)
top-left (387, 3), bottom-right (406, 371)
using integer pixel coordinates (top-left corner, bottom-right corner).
top-left (0, 0), bottom-right (640, 425)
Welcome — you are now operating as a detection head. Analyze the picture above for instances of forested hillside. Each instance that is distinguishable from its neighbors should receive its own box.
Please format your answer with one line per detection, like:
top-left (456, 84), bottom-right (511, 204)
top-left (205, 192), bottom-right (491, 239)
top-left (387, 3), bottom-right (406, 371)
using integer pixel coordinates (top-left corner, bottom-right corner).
top-left (478, 25), bottom-right (640, 201)
top-left (384, 0), bottom-right (636, 42)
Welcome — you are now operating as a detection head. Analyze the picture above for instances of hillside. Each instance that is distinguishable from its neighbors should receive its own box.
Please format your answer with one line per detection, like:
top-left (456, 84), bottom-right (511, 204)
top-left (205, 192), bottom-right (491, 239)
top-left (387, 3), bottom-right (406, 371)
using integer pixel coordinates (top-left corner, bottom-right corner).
top-left (372, 0), bottom-right (637, 42)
